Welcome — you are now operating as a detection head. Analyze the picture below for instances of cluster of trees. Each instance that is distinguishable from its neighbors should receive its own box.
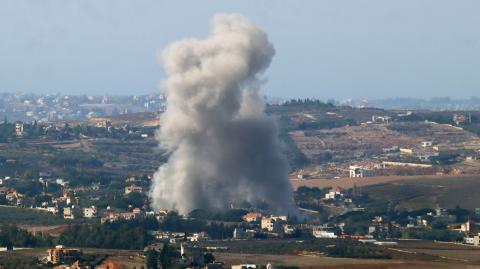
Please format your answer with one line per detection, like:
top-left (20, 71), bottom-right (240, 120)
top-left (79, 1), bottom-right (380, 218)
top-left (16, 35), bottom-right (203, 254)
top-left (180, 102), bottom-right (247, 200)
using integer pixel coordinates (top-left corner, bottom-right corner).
top-left (0, 257), bottom-right (47, 269)
top-left (93, 192), bottom-right (147, 210)
top-left (403, 228), bottom-right (463, 242)
top-left (146, 243), bottom-right (181, 269)
top-left (160, 212), bottom-right (235, 239)
top-left (325, 239), bottom-right (391, 259)
top-left (282, 99), bottom-right (335, 108)
top-left (0, 224), bottom-right (53, 249)
top-left (57, 219), bottom-right (152, 249)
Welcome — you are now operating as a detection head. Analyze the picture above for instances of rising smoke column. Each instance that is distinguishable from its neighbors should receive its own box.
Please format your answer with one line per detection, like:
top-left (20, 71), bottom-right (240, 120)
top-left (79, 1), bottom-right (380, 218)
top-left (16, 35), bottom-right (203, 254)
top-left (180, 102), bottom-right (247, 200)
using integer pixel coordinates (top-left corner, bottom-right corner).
top-left (150, 14), bottom-right (294, 214)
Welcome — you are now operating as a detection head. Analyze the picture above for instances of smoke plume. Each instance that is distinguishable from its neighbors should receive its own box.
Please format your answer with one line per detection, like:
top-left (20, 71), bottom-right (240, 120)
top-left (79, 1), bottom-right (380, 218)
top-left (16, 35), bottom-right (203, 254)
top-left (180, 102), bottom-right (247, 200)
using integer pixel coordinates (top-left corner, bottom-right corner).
top-left (150, 14), bottom-right (294, 215)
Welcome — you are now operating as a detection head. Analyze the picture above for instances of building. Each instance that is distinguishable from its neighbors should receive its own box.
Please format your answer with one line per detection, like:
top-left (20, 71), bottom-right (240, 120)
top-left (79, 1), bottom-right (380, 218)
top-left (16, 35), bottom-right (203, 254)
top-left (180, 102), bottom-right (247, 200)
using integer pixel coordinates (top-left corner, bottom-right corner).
top-left (261, 217), bottom-right (284, 233)
top-left (453, 113), bottom-right (467, 126)
top-left (124, 184), bottom-right (143, 195)
top-left (312, 227), bottom-right (337, 238)
top-left (283, 225), bottom-right (296, 235)
top-left (232, 265), bottom-right (256, 269)
top-left (47, 206), bottom-right (59, 215)
top-left (400, 148), bottom-right (414, 155)
top-left (47, 245), bottom-right (82, 263)
top-left (233, 228), bottom-right (255, 239)
top-left (63, 207), bottom-right (79, 219)
top-left (83, 206), bottom-right (97, 218)
top-left (242, 213), bottom-right (262, 223)
top-left (15, 122), bottom-right (24, 137)
top-left (371, 115), bottom-right (392, 124)
top-left (324, 187), bottom-right (345, 200)
top-left (349, 166), bottom-right (373, 178)
top-left (422, 141), bottom-right (433, 147)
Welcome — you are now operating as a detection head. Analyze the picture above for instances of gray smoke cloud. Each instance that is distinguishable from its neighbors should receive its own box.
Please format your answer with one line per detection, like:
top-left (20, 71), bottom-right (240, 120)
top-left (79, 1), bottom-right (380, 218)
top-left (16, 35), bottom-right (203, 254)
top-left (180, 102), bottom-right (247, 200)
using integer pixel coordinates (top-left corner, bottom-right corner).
top-left (150, 13), bottom-right (294, 215)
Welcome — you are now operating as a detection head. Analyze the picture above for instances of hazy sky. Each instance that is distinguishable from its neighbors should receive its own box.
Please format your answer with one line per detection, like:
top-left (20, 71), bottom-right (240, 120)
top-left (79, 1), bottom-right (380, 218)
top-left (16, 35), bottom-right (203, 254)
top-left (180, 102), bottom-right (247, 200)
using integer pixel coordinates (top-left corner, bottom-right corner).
top-left (1, 1), bottom-right (479, 99)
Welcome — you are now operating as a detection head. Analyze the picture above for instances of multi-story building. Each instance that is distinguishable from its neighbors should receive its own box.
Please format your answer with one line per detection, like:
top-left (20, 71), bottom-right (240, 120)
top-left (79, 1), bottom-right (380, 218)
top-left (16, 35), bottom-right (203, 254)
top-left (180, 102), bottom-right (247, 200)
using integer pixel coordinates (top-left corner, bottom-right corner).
top-left (47, 245), bottom-right (82, 263)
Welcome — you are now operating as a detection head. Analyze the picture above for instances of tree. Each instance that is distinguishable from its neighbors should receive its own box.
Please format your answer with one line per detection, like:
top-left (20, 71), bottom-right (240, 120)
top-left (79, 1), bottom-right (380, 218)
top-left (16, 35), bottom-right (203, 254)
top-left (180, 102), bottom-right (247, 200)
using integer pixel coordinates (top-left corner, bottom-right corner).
top-left (145, 250), bottom-right (158, 269)
top-left (204, 253), bottom-right (215, 264)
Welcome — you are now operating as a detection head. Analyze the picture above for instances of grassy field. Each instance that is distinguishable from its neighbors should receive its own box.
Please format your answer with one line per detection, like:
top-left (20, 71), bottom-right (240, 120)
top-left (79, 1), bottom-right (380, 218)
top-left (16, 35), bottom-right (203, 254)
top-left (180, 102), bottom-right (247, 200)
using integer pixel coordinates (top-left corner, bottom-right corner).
top-left (0, 206), bottom-right (68, 225)
top-left (3, 241), bottom-right (480, 269)
top-left (0, 206), bottom-right (95, 227)
top-left (215, 252), bottom-right (478, 269)
top-left (361, 176), bottom-right (480, 210)
top-left (0, 248), bottom-right (144, 268)
top-left (290, 175), bottom-right (480, 190)
top-left (291, 175), bottom-right (480, 210)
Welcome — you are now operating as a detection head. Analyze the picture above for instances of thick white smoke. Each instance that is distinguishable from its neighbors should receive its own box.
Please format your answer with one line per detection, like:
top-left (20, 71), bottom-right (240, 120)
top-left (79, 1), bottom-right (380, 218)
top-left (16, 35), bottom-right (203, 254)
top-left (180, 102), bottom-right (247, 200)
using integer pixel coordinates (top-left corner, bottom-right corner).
top-left (150, 14), bottom-right (294, 214)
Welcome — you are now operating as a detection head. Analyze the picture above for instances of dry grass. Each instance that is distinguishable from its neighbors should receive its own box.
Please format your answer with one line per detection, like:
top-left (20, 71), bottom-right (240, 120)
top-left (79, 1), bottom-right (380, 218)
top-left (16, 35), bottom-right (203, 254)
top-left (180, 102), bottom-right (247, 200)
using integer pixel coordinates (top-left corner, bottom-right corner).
top-left (290, 175), bottom-right (479, 190)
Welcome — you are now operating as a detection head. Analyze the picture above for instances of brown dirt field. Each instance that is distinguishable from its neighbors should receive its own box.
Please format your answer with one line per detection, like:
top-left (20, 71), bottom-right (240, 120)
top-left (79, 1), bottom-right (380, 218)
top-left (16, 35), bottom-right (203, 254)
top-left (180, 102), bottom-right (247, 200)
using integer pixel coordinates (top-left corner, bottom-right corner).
top-left (290, 175), bottom-right (479, 190)
top-left (215, 252), bottom-right (477, 269)
top-left (21, 224), bottom-right (70, 236)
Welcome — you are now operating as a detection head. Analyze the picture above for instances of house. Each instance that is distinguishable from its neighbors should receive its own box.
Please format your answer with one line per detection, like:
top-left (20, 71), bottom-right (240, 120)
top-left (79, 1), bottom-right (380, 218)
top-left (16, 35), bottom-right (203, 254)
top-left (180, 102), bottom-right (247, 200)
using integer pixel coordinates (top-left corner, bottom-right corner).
top-left (460, 221), bottom-right (480, 234)
top-left (124, 184), bottom-right (143, 195)
top-left (465, 233), bottom-right (480, 246)
top-left (56, 178), bottom-right (68, 187)
top-left (64, 207), bottom-right (75, 219)
top-left (312, 227), bottom-right (337, 238)
top-left (371, 115), bottom-right (392, 124)
top-left (233, 228), bottom-right (255, 239)
top-left (349, 166), bottom-right (373, 178)
top-left (189, 232), bottom-right (208, 242)
top-left (453, 113), bottom-right (467, 126)
top-left (47, 206), bottom-right (59, 215)
top-left (325, 187), bottom-right (345, 200)
top-left (283, 225), bottom-right (296, 235)
top-left (15, 122), bottom-right (24, 137)
top-left (232, 265), bottom-right (256, 269)
top-left (422, 141), bottom-right (433, 147)
top-left (47, 245), bottom-right (82, 263)
top-left (261, 217), bottom-right (284, 233)
top-left (132, 207), bottom-right (142, 216)
top-left (5, 190), bottom-right (23, 204)
top-left (83, 206), bottom-right (97, 218)
top-left (400, 148), bottom-right (414, 155)
top-left (243, 213), bottom-right (262, 223)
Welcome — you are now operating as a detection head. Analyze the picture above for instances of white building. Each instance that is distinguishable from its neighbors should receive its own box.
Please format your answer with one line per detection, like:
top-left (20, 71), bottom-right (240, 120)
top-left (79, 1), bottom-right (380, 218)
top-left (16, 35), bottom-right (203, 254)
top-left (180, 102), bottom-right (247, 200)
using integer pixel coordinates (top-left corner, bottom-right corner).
top-left (47, 207), bottom-right (59, 215)
top-left (312, 228), bottom-right (337, 239)
top-left (83, 206), bottom-right (97, 218)
top-left (349, 166), bottom-right (373, 178)
top-left (125, 184), bottom-right (144, 195)
top-left (232, 265), bottom-right (256, 269)
top-left (63, 207), bottom-right (75, 219)
top-left (422, 141), bottom-right (433, 147)
top-left (261, 217), bottom-right (284, 232)
top-left (15, 122), bottom-right (24, 137)
top-left (325, 187), bottom-right (345, 200)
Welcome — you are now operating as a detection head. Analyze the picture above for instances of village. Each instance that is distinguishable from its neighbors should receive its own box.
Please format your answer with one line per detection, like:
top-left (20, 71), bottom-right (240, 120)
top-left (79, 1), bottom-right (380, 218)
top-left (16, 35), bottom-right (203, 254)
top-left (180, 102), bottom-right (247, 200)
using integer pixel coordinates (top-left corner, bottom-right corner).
top-left (1, 101), bottom-right (480, 268)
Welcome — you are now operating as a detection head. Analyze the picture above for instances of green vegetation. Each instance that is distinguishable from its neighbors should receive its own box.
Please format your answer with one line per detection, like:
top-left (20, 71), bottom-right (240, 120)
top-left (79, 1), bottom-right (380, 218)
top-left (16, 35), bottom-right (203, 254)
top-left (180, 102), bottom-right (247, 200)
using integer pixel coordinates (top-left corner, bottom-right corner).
top-left (0, 256), bottom-right (48, 269)
top-left (0, 207), bottom-right (67, 225)
top-left (57, 219), bottom-right (152, 250)
top-left (188, 209), bottom-right (248, 222)
top-left (203, 239), bottom-right (391, 259)
top-left (0, 224), bottom-right (53, 248)
top-left (160, 212), bottom-right (234, 239)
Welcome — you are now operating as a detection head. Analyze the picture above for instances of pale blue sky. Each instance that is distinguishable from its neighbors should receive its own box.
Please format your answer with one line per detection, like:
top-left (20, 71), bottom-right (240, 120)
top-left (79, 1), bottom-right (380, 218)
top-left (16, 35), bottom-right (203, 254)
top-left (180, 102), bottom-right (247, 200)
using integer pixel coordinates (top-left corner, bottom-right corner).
top-left (1, 0), bottom-right (479, 99)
